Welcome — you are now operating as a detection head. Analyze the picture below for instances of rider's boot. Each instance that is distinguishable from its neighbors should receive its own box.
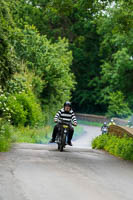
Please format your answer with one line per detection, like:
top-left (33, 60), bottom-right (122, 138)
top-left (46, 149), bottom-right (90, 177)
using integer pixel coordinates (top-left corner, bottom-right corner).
top-left (49, 138), bottom-right (55, 143)
top-left (67, 140), bottom-right (73, 146)
top-left (67, 130), bottom-right (73, 146)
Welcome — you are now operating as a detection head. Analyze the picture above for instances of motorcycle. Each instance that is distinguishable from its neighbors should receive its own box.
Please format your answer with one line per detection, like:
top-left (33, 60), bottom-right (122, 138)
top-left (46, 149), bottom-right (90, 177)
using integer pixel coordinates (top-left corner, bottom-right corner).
top-left (101, 126), bottom-right (108, 134)
top-left (55, 120), bottom-right (71, 152)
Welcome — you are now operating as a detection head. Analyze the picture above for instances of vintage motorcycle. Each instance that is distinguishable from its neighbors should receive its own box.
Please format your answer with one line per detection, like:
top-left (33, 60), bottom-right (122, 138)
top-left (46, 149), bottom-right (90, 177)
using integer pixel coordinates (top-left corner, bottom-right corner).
top-left (101, 126), bottom-right (108, 134)
top-left (55, 120), bottom-right (71, 152)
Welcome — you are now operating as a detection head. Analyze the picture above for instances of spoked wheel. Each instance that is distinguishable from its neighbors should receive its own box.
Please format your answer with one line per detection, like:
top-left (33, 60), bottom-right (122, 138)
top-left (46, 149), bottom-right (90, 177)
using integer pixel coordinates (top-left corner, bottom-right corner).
top-left (59, 134), bottom-right (66, 152)
top-left (57, 143), bottom-right (63, 151)
top-left (57, 130), bottom-right (66, 152)
top-left (58, 143), bottom-right (60, 150)
top-left (60, 145), bottom-right (64, 152)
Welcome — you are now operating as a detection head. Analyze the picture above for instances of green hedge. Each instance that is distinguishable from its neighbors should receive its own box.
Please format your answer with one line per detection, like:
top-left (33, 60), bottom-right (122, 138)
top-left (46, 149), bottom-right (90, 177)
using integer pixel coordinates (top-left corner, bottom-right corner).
top-left (92, 134), bottom-right (133, 160)
top-left (0, 91), bottom-right (43, 127)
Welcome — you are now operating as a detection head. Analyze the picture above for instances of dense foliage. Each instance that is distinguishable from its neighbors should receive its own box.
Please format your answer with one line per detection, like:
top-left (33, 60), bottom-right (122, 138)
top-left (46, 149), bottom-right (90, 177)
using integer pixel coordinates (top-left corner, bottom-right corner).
top-left (0, 0), bottom-right (133, 151)
top-left (14, 26), bottom-right (75, 112)
top-left (0, 0), bottom-right (75, 121)
top-left (0, 0), bottom-right (75, 151)
top-left (0, 0), bottom-right (18, 87)
top-left (7, 0), bottom-right (133, 116)
top-left (92, 134), bottom-right (133, 160)
top-left (96, 1), bottom-right (133, 116)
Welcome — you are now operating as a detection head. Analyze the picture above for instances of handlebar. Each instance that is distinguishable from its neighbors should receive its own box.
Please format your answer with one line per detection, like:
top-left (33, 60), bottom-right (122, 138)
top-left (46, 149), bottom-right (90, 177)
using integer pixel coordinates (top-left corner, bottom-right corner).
top-left (55, 119), bottom-right (77, 126)
top-left (58, 120), bottom-right (70, 125)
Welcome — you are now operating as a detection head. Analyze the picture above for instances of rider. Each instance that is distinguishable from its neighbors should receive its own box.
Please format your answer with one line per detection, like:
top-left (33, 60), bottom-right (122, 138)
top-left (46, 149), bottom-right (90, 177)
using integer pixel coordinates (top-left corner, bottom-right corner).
top-left (101, 122), bottom-right (108, 134)
top-left (108, 119), bottom-right (116, 126)
top-left (49, 101), bottom-right (77, 146)
top-left (127, 120), bottom-right (132, 127)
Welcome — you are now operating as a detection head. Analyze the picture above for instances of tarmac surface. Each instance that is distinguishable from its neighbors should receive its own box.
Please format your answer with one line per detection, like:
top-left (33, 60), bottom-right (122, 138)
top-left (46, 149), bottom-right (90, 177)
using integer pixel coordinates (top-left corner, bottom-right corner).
top-left (0, 125), bottom-right (133, 200)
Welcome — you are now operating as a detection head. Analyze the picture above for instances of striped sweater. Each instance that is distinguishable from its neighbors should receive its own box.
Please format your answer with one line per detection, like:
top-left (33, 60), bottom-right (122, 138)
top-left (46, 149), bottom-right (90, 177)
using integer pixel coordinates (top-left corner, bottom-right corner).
top-left (54, 108), bottom-right (77, 124)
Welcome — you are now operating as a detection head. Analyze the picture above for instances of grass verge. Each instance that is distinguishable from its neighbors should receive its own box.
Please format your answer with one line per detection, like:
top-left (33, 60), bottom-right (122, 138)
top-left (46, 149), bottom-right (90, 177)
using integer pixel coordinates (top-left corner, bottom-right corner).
top-left (0, 122), bottom-right (12, 152)
top-left (11, 126), bottom-right (52, 144)
top-left (92, 133), bottom-right (133, 160)
top-left (0, 121), bottom-right (52, 152)
top-left (73, 125), bottom-right (84, 140)
top-left (77, 120), bottom-right (102, 127)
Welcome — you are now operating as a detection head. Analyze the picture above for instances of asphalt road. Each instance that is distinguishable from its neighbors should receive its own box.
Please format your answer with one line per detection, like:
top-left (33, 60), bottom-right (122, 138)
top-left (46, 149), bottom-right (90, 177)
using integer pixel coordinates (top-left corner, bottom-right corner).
top-left (0, 125), bottom-right (133, 200)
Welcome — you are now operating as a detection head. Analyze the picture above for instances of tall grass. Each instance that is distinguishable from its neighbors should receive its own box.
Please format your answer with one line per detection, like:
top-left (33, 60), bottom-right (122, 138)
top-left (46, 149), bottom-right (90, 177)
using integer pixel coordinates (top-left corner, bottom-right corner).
top-left (0, 119), bottom-right (52, 152)
top-left (0, 121), bottom-right (12, 151)
top-left (11, 126), bottom-right (52, 144)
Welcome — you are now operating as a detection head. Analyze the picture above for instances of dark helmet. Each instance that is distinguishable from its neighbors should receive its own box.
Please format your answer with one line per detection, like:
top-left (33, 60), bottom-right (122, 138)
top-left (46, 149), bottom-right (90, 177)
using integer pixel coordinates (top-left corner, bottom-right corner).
top-left (64, 101), bottom-right (71, 108)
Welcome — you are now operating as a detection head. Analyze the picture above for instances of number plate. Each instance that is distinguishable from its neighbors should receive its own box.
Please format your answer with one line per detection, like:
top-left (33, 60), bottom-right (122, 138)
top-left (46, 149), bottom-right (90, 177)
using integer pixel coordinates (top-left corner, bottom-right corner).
top-left (63, 125), bottom-right (68, 128)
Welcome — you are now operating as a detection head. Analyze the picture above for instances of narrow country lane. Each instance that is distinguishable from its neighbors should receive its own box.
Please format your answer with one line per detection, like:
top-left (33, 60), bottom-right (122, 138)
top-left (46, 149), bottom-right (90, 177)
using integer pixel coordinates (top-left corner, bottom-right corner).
top-left (0, 125), bottom-right (133, 200)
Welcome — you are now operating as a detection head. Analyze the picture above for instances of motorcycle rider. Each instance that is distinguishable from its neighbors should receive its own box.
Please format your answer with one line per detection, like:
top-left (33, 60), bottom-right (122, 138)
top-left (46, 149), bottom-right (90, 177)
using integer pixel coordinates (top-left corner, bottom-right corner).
top-left (127, 120), bottom-right (132, 127)
top-left (49, 101), bottom-right (77, 146)
top-left (101, 122), bottom-right (108, 134)
top-left (108, 119), bottom-right (116, 126)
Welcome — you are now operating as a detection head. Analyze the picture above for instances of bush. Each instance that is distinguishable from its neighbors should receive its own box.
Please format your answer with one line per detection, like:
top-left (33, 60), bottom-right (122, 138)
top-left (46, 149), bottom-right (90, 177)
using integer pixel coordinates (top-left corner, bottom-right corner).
top-left (92, 134), bottom-right (109, 149)
top-left (0, 120), bottom-right (12, 151)
top-left (6, 95), bottom-right (27, 126)
top-left (92, 134), bottom-right (133, 160)
top-left (6, 92), bottom-right (43, 126)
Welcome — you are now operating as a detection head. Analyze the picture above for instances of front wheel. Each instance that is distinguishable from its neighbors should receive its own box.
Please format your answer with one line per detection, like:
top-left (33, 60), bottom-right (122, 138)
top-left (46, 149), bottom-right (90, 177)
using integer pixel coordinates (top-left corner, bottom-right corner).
top-left (58, 143), bottom-right (60, 150)
top-left (58, 134), bottom-right (66, 152)
top-left (60, 145), bottom-right (64, 152)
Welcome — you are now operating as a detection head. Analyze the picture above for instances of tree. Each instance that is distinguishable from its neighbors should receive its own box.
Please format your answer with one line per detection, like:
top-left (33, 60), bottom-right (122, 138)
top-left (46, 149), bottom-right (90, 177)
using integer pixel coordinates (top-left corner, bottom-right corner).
top-left (96, 1), bottom-right (133, 113)
top-left (13, 25), bottom-right (75, 113)
top-left (107, 91), bottom-right (131, 118)
top-left (0, 0), bottom-right (18, 87)
top-left (10, 0), bottom-right (113, 113)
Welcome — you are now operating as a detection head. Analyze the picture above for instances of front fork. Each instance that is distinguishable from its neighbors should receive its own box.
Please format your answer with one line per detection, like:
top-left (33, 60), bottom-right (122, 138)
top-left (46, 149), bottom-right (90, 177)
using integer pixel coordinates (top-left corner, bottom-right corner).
top-left (56, 128), bottom-right (68, 146)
